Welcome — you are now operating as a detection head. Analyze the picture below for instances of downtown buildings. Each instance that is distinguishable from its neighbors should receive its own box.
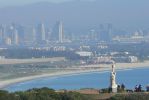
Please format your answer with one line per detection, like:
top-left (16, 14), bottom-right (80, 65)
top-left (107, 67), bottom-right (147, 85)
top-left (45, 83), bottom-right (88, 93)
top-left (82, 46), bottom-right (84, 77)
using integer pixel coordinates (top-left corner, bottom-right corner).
top-left (0, 22), bottom-right (149, 46)
top-left (0, 21), bottom-right (65, 46)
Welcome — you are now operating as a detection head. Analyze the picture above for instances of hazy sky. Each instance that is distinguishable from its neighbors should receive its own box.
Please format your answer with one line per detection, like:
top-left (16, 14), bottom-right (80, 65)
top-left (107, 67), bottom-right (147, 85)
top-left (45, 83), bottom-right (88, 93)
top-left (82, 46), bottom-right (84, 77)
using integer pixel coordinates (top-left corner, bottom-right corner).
top-left (0, 0), bottom-right (149, 30)
top-left (0, 0), bottom-right (71, 7)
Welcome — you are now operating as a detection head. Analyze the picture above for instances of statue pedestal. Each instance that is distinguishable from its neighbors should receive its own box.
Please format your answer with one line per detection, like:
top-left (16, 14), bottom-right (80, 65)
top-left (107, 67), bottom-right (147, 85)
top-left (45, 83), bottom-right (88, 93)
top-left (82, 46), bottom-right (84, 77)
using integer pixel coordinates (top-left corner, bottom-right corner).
top-left (112, 84), bottom-right (118, 93)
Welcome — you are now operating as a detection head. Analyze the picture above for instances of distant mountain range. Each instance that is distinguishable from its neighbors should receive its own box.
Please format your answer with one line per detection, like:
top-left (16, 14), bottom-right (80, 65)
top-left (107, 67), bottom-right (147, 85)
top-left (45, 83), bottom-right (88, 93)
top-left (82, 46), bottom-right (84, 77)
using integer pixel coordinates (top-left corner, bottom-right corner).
top-left (0, 0), bottom-right (149, 32)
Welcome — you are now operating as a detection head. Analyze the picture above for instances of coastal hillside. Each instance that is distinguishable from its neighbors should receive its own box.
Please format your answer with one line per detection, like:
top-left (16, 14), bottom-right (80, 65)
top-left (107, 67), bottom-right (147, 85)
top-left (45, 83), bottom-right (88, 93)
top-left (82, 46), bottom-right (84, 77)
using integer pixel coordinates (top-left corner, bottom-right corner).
top-left (0, 88), bottom-right (149, 100)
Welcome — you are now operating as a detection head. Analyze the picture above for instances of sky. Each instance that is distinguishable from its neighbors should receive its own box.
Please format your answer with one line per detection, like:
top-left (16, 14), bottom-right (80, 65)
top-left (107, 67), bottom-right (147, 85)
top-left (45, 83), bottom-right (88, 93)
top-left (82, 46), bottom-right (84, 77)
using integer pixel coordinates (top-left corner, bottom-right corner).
top-left (0, 0), bottom-right (149, 31)
top-left (0, 0), bottom-right (71, 7)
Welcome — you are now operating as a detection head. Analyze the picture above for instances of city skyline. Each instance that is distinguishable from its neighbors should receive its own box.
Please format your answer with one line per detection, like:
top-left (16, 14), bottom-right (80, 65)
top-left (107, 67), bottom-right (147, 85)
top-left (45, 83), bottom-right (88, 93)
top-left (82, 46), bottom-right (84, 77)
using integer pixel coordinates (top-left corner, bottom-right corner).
top-left (0, 1), bottom-right (148, 50)
top-left (0, 21), bottom-right (149, 46)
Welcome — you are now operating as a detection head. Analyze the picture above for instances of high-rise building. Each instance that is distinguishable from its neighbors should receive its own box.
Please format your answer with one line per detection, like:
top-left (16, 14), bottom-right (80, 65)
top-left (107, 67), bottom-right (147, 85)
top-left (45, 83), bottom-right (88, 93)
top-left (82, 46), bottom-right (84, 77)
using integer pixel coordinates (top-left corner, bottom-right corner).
top-left (107, 23), bottom-right (113, 41)
top-left (41, 23), bottom-right (46, 41)
top-left (99, 23), bottom-right (113, 42)
top-left (32, 27), bottom-right (36, 42)
top-left (8, 24), bottom-right (20, 45)
top-left (5, 37), bottom-right (12, 45)
top-left (17, 25), bottom-right (25, 44)
top-left (0, 25), bottom-right (5, 44)
top-left (51, 21), bottom-right (64, 42)
top-left (47, 28), bottom-right (52, 41)
top-left (37, 23), bottom-right (46, 42)
top-left (51, 22), bottom-right (59, 41)
top-left (89, 29), bottom-right (97, 40)
top-left (13, 29), bottom-right (19, 45)
top-left (59, 21), bottom-right (64, 43)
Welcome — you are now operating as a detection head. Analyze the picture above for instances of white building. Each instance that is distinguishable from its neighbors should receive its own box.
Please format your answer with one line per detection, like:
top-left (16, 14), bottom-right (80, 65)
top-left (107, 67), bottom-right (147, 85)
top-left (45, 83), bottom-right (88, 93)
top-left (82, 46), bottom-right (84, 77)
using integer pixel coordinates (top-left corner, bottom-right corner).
top-left (76, 51), bottom-right (93, 57)
top-left (129, 56), bottom-right (138, 63)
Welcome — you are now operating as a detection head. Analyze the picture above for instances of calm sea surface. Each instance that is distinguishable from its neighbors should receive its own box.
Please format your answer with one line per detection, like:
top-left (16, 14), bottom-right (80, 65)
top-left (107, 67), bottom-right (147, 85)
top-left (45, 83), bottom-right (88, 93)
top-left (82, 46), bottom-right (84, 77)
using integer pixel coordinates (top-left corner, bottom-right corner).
top-left (5, 67), bottom-right (149, 92)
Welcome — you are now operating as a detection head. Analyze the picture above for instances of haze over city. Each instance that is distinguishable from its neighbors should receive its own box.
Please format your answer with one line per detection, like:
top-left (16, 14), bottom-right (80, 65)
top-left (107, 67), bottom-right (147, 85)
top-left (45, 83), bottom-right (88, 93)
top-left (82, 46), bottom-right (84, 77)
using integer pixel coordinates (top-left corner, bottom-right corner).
top-left (0, 0), bottom-right (149, 31)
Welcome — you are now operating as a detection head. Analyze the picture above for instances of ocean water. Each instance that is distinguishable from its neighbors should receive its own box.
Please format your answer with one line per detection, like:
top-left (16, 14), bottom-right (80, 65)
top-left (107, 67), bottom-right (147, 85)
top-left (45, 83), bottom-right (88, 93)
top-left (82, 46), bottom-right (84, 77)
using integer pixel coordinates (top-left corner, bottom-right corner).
top-left (5, 67), bottom-right (149, 92)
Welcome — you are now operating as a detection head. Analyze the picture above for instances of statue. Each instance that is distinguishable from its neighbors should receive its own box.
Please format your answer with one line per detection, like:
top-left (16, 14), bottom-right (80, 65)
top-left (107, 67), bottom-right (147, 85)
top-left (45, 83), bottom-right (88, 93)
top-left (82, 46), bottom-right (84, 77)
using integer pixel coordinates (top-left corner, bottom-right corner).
top-left (110, 62), bottom-right (118, 93)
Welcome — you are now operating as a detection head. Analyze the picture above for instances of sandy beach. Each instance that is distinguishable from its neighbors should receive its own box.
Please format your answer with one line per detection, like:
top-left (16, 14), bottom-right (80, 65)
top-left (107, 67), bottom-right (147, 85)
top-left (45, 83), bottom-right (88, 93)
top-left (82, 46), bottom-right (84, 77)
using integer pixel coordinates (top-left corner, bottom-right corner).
top-left (0, 61), bottom-right (149, 89)
top-left (0, 57), bottom-right (65, 65)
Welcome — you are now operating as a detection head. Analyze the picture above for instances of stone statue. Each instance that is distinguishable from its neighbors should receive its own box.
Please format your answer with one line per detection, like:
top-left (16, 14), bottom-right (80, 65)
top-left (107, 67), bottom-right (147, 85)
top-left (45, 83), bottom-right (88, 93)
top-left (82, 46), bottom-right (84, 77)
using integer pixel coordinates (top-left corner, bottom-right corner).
top-left (110, 62), bottom-right (118, 93)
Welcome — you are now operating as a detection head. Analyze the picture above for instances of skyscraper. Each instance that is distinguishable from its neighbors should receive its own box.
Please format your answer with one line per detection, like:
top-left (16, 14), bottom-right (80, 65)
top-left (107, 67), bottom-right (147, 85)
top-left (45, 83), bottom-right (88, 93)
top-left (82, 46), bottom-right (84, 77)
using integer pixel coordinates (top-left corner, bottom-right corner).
top-left (41, 23), bottom-right (46, 41)
top-left (51, 21), bottom-right (64, 43)
top-left (17, 25), bottom-right (25, 44)
top-left (0, 25), bottom-right (5, 44)
top-left (107, 23), bottom-right (113, 41)
top-left (8, 24), bottom-right (19, 45)
top-left (32, 27), bottom-right (36, 42)
top-left (59, 21), bottom-right (64, 43)
top-left (13, 29), bottom-right (19, 45)
top-left (5, 37), bottom-right (12, 45)
top-left (99, 23), bottom-right (113, 42)
top-left (37, 23), bottom-right (46, 42)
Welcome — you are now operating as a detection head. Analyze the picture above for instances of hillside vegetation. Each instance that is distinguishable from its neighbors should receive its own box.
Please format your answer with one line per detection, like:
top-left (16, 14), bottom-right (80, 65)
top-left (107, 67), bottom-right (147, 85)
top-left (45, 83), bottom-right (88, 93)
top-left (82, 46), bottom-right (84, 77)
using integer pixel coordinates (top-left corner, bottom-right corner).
top-left (0, 88), bottom-right (149, 100)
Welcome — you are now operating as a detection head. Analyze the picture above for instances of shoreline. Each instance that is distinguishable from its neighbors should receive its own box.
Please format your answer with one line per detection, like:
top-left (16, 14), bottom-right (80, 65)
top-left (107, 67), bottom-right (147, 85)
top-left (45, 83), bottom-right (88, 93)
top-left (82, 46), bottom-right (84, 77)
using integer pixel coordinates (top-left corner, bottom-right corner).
top-left (0, 57), bottom-right (65, 65)
top-left (0, 61), bottom-right (149, 89)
